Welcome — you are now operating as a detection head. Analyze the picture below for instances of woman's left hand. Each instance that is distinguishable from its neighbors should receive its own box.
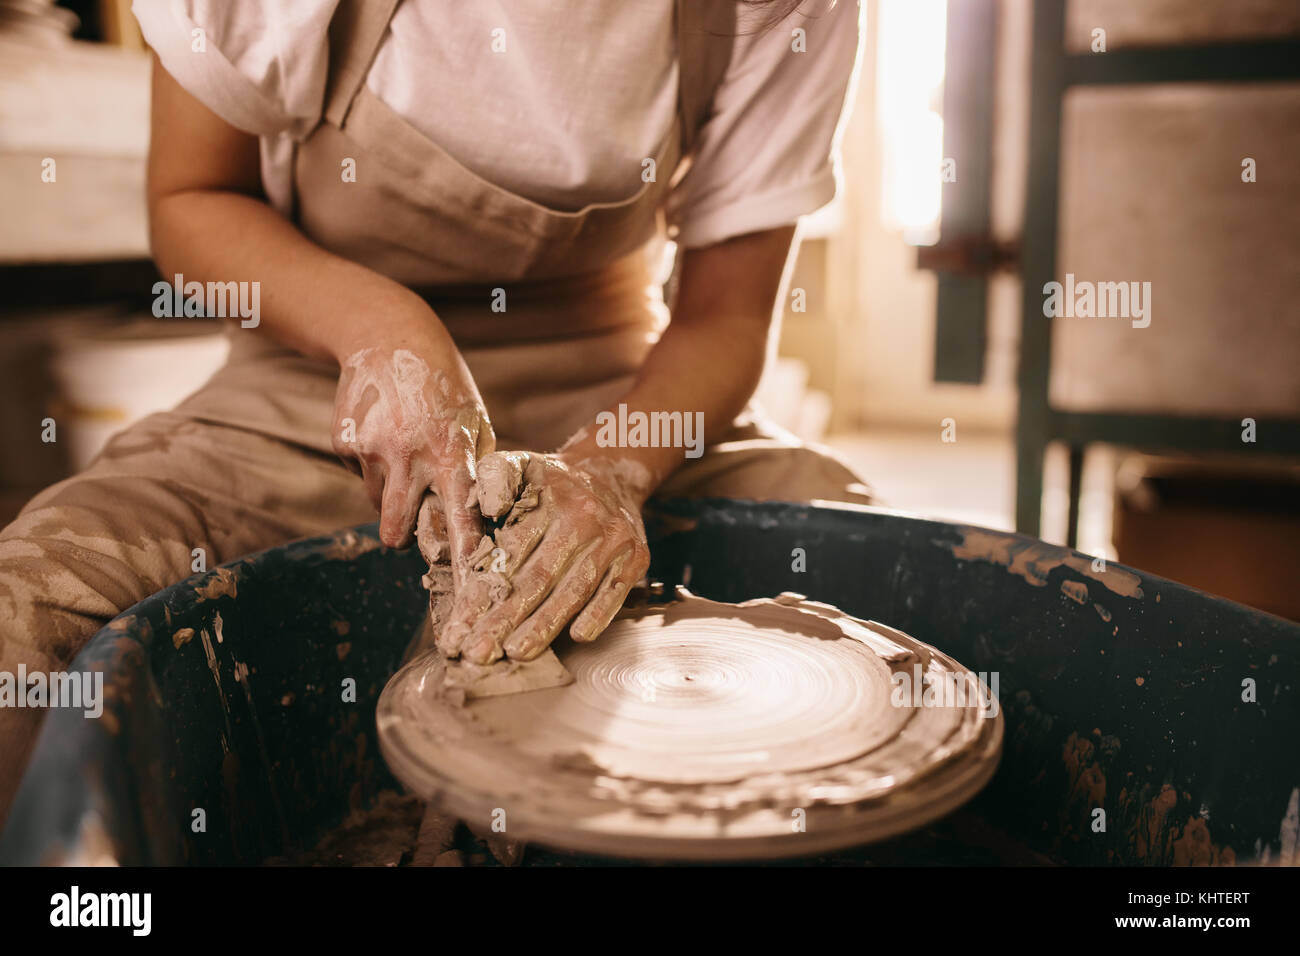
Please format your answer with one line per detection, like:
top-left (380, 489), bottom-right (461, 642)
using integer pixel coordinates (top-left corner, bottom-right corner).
top-left (438, 449), bottom-right (654, 664)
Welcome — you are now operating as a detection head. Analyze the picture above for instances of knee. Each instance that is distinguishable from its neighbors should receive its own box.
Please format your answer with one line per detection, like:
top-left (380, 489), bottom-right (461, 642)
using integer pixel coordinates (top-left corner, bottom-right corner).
top-left (0, 483), bottom-right (200, 667)
top-left (655, 440), bottom-right (873, 505)
top-left (0, 533), bottom-right (138, 670)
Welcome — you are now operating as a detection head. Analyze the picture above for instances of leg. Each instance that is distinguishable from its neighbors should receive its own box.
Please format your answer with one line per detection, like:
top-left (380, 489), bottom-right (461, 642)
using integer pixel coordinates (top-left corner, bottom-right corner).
top-left (653, 415), bottom-right (873, 505)
top-left (0, 354), bottom-right (372, 822)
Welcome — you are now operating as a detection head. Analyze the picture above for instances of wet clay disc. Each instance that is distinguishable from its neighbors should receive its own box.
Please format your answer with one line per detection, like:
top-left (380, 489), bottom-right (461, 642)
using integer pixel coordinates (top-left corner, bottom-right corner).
top-left (377, 588), bottom-right (1003, 861)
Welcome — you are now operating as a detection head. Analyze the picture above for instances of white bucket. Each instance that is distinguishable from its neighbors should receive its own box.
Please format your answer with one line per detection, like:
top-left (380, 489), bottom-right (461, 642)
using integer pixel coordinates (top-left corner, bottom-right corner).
top-left (49, 315), bottom-right (229, 471)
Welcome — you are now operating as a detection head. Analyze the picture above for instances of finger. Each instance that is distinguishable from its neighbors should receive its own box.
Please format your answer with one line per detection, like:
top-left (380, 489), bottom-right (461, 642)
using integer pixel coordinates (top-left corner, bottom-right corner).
top-left (379, 461), bottom-right (426, 549)
top-left (437, 508), bottom-right (547, 656)
top-left (489, 511), bottom-right (548, 576)
top-left (439, 466), bottom-right (487, 591)
top-left (437, 568), bottom-right (498, 657)
top-left (503, 542), bottom-right (607, 661)
top-left (476, 451), bottom-right (527, 520)
top-left (437, 533), bottom-right (500, 656)
top-left (459, 532), bottom-right (588, 664)
top-left (569, 544), bottom-right (649, 643)
top-left (466, 821), bottom-right (525, 867)
top-left (415, 493), bottom-right (449, 566)
top-left (358, 457), bottom-right (386, 514)
top-left (471, 412), bottom-right (496, 461)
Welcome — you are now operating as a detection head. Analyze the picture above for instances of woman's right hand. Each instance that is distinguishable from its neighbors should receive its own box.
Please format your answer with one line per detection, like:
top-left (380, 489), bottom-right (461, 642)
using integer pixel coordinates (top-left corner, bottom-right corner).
top-left (147, 52), bottom-right (497, 592)
top-left (331, 329), bottom-right (495, 590)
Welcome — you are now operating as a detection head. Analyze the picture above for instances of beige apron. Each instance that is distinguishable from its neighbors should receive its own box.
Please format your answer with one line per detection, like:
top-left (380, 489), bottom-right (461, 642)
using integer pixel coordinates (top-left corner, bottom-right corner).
top-left (296, 0), bottom-right (690, 286)
top-left (223, 0), bottom-right (742, 450)
top-left (0, 0), bottom-right (869, 821)
top-left (212, 0), bottom-right (876, 477)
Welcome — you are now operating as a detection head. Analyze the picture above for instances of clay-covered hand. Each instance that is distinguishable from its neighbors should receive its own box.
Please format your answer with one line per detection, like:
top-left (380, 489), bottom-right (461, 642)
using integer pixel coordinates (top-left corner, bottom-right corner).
top-left (437, 450), bottom-right (654, 663)
top-left (332, 344), bottom-right (495, 586)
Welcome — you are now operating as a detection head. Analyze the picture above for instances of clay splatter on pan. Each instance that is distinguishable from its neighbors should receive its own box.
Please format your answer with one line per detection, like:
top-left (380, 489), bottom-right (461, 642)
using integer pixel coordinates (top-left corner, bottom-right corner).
top-left (947, 528), bottom-right (1144, 599)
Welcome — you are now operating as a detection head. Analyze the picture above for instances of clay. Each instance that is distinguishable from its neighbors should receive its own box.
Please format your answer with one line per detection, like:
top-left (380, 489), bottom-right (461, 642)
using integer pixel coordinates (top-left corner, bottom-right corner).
top-left (193, 567), bottom-right (239, 601)
top-left (434, 449), bottom-right (651, 666)
top-left (949, 527), bottom-right (1144, 599)
top-left (476, 450), bottom-right (526, 520)
top-left (407, 496), bottom-right (456, 660)
top-left (1060, 580), bottom-right (1089, 605)
top-left (321, 528), bottom-right (385, 561)
top-left (408, 497), bottom-right (573, 698)
top-left (440, 648), bottom-right (574, 699)
top-left (262, 792), bottom-right (528, 867)
top-left (263, 791), bottom-right (425, 866)
top-left (409, 803), bottom-right (458, 867)
top-left (377, 587), bottom-right (1003, 861)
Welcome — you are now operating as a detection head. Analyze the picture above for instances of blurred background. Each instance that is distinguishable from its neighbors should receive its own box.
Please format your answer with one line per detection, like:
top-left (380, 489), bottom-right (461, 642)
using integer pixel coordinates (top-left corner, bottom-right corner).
top-left (2, 0), bottom-right (1298, 618)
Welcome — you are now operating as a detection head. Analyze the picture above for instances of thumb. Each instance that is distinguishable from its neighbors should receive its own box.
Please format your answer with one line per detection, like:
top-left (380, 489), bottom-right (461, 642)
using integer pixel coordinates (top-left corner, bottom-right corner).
top-left (378, 462), bottom-right (424, 549)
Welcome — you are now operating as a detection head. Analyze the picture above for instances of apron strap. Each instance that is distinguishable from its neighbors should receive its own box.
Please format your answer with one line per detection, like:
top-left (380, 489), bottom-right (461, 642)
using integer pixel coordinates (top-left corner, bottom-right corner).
top-left (675, 0), bottom-right (737, 158)
top-left (322, 0), bottom-right (402, 128)
top-left (321, 0), bottom-right (732, 154)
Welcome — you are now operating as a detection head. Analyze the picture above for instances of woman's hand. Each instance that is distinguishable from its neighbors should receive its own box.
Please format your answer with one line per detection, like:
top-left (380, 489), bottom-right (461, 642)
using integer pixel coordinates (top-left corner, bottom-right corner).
top-left (438, 449), bottom-right (654, 664)
top-left (331, 332), bottom-right (495, 590)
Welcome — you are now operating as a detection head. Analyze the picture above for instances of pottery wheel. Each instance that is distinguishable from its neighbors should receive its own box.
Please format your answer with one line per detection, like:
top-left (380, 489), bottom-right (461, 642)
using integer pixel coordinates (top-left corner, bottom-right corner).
top-left (377, 589), bottom-right (1003, 861)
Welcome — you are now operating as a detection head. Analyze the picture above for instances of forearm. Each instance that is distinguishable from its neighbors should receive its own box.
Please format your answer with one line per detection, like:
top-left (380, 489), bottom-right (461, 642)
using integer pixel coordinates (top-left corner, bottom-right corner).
top-left (146, 53), bottom-right (453, 365)
top-left (633, 309), bottom-right (769, 445)
top-left (558, 226), bottom-right (795, 501)
top-left (559, 311), bottom-right (769, 496)
top-left (148, 188), bottom-right (449, 363)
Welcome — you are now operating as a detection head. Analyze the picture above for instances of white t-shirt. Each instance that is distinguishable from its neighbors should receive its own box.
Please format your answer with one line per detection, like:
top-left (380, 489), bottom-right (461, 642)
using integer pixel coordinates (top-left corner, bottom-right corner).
top-left (133, 0), bottom-right (862, 248)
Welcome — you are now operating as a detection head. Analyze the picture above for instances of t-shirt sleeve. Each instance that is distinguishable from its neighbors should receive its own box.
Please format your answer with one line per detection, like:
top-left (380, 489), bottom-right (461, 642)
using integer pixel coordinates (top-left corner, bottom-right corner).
top-left (666, 0), bottom-right (863, 249)
top-left (132, 0), bottom-right (337, 139)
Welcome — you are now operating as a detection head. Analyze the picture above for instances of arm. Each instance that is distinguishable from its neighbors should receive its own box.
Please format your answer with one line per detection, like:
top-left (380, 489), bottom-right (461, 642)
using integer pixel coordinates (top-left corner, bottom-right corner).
top-left (561, 225), bottom-right (797, 492)
top-left (147, 53), bottom-right (426, 365)
top-left (443, 226), bottom-right (798, 663)
top-left (146, 56), bottom-right (493, 567)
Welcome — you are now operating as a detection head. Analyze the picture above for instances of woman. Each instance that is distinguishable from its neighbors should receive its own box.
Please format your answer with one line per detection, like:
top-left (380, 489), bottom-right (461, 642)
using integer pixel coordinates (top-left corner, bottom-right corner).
top-left (0, 0), bottom-right (868, 817)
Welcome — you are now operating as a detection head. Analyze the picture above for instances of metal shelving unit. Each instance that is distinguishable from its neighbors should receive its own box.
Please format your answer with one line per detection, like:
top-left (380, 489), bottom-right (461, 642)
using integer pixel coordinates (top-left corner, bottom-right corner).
top-left (1015, 0), bottom-right (1300, 540)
